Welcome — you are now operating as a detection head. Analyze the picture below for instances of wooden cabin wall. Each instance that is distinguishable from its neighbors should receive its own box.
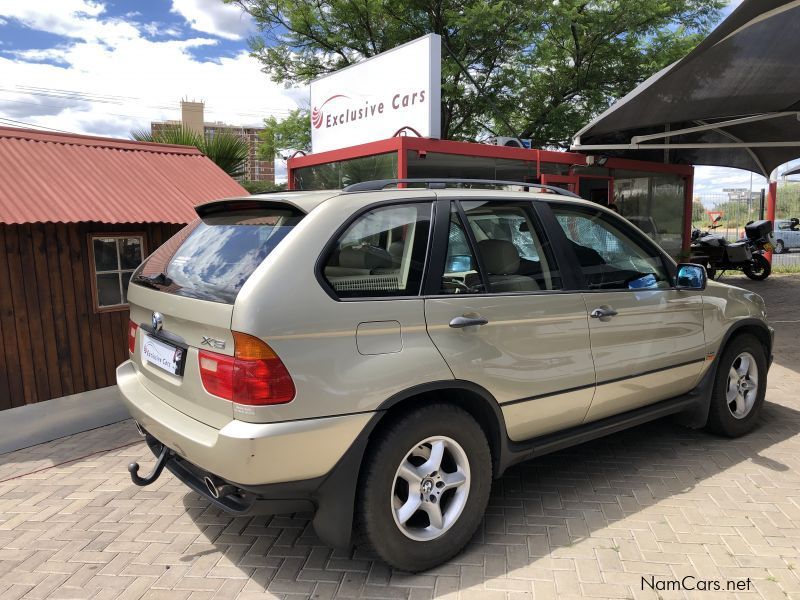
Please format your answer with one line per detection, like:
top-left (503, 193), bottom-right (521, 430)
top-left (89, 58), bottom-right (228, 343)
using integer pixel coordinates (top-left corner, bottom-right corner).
top-left (0, 222), bottom-right (184, 409)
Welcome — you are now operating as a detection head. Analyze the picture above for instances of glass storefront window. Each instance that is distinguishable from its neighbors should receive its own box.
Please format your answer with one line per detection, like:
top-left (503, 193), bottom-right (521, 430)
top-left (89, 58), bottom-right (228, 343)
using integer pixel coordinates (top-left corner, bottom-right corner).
top-left (293, 153), bottom-right (398, 190)
top-left (407, 152), bottom-right (539, 183)
top-left (613, 170), bottom-right (686, 257)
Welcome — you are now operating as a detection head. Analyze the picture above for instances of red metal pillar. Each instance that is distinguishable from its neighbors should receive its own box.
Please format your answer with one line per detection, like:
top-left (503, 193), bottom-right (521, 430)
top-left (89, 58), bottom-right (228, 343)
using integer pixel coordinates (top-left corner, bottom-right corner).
top-left (397, 137), bottom-right (408, 188)
top-left (766, 179), bottom-right (777, 263)
top-left (287, 163), bottom-right (295, 190)
top-left (682, 171), bottom-right (694, 255)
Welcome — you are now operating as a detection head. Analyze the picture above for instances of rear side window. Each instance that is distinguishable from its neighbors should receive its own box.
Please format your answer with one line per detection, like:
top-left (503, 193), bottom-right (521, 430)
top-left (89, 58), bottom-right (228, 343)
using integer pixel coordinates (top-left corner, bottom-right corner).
top-left (134, 207), bottom-right (304, 304)
top-left (322, 203), bottom-right (432, 298)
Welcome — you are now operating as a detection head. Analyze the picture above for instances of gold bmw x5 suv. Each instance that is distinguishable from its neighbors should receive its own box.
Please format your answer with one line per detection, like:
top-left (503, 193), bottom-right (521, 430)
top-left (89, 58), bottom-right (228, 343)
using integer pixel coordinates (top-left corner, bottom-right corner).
top-left (118, 179), bottom-right (772, 572)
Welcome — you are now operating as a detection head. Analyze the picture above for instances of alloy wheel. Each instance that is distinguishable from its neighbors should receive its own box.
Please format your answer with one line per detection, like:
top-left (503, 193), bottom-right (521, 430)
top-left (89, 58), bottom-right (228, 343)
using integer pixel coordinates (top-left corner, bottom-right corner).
top-left (726, 351), bottom-right (759, 419)
top-left (390, 436), bottom-right (471, 541)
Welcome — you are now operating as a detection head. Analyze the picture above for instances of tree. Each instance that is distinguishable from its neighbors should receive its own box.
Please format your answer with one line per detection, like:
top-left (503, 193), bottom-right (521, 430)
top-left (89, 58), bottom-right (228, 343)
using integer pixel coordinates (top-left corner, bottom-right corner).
top-left (229, 0), bottom-right (723, 147)
top-left (132, 126), bottom-right (249, 179)
top-left (503, 1), bottom-right (723, 147)
top-left (259, 108), bottom-right (312, 159)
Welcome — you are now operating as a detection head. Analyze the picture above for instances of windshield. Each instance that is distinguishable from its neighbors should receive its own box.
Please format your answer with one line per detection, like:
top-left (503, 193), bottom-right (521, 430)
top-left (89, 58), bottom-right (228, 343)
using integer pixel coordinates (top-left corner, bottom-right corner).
top-left (133, 207), bottom-right (304, 304)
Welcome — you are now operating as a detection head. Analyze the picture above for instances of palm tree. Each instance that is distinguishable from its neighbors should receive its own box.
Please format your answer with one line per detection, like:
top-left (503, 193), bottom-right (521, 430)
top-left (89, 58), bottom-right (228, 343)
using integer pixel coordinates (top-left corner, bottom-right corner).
top-left (132, 126), bottom-right (249, 179)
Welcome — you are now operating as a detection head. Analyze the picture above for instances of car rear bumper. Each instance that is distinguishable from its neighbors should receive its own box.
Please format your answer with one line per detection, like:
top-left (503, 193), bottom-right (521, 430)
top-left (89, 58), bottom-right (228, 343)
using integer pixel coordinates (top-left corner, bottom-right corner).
top-left (117, 360), bottom-right (373, 486)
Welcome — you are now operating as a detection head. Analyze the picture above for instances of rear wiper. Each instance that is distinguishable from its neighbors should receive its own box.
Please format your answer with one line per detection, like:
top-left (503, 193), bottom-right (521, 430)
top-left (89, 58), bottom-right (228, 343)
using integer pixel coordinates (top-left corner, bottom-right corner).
top-left (133, 272), bottom-right (173, 288)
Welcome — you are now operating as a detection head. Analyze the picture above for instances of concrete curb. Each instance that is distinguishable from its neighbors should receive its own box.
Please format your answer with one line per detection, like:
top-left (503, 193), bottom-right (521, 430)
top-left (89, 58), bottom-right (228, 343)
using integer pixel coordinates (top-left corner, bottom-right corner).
top-left (0, 386), bottom-right (129, 455)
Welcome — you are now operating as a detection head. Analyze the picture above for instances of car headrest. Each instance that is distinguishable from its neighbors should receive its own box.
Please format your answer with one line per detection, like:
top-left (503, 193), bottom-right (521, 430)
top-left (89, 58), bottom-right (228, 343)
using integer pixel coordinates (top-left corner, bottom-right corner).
top-left (339, 245), bottom-right (393, 270)
top-left (478, 239), bottom-right (520, 275)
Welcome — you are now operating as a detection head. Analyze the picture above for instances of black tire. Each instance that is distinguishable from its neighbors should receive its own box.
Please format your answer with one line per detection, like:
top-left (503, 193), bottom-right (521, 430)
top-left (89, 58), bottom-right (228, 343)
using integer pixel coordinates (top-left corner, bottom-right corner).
top-left (706, 266), bottom-right (717, 280)
top-left (356, 404), bottom-right (492, 572)
top-left (774, 240), bottom-right (785, 254)
top-left (706, 334), bottom-right (767, 437)
top-left (743, 254), bottom-right (771, 280)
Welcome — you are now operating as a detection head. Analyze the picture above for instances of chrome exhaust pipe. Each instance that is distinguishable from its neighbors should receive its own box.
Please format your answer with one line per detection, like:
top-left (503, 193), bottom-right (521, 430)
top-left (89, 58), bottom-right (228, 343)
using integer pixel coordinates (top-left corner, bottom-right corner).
top-left (203, 475), bottom-right (236, 499)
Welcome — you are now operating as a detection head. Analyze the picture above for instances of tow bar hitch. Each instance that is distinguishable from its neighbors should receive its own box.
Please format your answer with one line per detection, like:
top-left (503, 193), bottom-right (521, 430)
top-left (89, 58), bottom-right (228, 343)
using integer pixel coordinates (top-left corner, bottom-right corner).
top-left (128, 443), bottom-right (170, 486)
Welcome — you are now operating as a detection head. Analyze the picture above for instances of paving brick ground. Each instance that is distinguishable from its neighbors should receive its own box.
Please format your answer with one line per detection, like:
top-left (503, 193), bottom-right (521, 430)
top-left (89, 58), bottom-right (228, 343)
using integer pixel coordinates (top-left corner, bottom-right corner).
top-left (1, 275), bottom-right (799, 599)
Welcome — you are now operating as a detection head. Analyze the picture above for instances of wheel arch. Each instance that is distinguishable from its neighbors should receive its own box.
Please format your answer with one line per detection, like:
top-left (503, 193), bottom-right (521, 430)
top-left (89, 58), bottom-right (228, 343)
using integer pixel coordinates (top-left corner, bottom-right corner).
top-left (721, 319), bottom-right (773, 362)
top-left (376, 380), bottom-right (509, 478)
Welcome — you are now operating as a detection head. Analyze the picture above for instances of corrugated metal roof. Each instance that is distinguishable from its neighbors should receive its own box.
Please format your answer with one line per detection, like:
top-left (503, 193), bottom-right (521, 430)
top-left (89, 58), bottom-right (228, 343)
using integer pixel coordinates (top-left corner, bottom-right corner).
top-left (0, 126), bottom-right (248, 224)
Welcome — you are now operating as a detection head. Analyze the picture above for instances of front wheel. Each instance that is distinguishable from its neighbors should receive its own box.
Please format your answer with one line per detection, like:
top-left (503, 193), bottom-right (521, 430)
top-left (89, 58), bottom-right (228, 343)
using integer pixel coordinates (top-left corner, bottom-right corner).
top-left (356, 404), bottom-right (492, 572)
top-left (706, 334), bottom-right (767, 437)
top-left (743, 254), bottom-right (771, 280)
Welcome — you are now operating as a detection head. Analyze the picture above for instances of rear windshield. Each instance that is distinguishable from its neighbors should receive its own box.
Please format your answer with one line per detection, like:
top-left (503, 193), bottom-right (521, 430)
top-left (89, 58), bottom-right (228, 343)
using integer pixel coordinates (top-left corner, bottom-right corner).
top-left (133, 207), bottom-right (304, 304)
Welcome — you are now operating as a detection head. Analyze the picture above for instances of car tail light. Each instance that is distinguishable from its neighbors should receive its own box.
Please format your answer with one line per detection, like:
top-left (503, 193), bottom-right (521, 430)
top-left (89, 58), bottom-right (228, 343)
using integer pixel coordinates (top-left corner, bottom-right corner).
top-left (128, 321), bottom-right (138, 354)
top-left (198, 332), bottom-right (295, 405)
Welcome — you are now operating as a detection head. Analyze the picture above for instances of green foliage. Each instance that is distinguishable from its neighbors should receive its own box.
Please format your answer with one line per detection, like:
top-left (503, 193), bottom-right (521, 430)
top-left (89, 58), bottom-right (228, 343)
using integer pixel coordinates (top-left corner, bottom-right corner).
top-left (692, 200), bottom-right (706, 222)
top-left (259, 108), bottom-right (312, 158)
top-left (240, 180), bottom-right (288, 193)
top-left (132, 125), bottom-right (249, 179)
top-left (777, 182), bottom-right (800, 220)
top-left (228, 0), bottom-right (723, 147)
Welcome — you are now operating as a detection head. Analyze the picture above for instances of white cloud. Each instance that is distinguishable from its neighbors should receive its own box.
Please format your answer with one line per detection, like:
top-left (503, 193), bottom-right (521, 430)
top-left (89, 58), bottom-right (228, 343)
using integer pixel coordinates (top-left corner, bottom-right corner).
top-left (0, 2), bottom-right (301, 145)
top-left (1, 1), bottom-right (140, 44)
top-left (142, 22), bottom-right (183, 38)
top-left (170, 0), bottom-right (254, 41)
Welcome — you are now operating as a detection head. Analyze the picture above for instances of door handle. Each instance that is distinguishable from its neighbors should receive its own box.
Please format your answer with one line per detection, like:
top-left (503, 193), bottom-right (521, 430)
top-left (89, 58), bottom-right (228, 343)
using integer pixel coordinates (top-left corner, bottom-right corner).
top-left (590, 306), bottom-right (618, 319)
top-left (449, 315), bottom-right (489, 328)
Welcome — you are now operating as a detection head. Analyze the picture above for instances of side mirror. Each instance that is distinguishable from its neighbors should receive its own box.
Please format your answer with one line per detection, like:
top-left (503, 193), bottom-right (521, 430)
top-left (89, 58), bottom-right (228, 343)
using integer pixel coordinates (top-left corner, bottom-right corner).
top-left (676, 263), bottom-right (707, 291)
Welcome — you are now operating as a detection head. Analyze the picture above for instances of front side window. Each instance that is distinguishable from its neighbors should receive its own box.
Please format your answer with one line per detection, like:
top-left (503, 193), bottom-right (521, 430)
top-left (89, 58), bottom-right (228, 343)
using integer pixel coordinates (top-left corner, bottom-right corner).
top-left (323, 203), bottom-right (432, 298)
top-left (90, 235), bottom-right (145, 310)
top-left (440, 202), bottom-right (561, 294)
top-left (552, 205), bottom-right (670, 290)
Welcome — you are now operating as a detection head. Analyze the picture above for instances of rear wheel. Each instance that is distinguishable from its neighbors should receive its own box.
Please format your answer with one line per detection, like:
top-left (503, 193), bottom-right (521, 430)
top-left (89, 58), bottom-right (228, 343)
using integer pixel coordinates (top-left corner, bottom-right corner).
top-left (706, 334), bottom-right (767, 437)
top-left (356, 404), bottom-right (492, 572)
top-left (743, 254), bottom-right (771, 280)
top-left (774, 239), bottom-right (785, 254)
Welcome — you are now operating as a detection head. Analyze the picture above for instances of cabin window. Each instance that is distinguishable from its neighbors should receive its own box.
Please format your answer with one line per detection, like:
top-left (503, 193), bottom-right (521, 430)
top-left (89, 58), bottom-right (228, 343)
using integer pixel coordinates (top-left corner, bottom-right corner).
top-left (89, 235), bottom-right (146, 310)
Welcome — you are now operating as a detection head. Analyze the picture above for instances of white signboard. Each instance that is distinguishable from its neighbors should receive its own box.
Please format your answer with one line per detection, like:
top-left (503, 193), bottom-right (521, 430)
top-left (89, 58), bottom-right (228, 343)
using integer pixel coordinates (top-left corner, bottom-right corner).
top-left (310, 34), bottom-right (441, 153)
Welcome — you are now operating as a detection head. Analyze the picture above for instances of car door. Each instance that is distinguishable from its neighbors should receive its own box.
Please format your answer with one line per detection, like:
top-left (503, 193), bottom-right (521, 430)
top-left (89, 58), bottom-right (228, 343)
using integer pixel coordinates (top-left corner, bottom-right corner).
top-left (424, 197), bottom-right (596, 441)
top-left (786, 221), bottom-right (800, 250)
top-left (547, 202), bottom-right (707, 423)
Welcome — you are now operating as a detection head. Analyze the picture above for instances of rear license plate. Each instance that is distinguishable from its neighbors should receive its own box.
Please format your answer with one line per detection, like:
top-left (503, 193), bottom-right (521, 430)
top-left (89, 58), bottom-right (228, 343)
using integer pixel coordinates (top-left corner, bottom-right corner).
top-left (764, 242), bottom-right (774, 251)
top-left (141, 334), bottom-right (185, 376)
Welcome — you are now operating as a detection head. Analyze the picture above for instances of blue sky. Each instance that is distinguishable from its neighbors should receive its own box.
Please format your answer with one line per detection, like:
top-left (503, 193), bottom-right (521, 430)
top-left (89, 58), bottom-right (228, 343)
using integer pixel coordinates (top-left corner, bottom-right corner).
top-left (0, 0), bottom-right (788, 191)
top-left (0, 1), bottom-right (302, 135)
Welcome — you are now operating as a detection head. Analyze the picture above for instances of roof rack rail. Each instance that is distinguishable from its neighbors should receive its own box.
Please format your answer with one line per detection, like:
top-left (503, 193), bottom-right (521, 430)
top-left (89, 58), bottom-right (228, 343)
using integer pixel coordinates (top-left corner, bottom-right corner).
top-left (342, 178), bottom-right (582, 198)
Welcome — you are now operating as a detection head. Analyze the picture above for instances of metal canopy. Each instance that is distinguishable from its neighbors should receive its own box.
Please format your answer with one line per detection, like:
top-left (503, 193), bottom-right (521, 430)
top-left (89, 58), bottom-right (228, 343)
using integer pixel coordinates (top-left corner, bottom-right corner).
top-left (571, 0), bottom-right (800, 177)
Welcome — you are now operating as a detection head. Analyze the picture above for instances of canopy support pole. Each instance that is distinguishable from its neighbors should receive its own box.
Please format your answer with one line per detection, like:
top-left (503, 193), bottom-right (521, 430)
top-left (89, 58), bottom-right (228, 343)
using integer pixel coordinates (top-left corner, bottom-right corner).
top-left (766, 180), bottom-right (777, 264)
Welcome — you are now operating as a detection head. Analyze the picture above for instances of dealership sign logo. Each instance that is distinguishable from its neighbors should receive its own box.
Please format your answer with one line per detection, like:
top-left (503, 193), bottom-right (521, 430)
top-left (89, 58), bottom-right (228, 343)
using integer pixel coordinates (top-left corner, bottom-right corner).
top-left (311, 90), bottom-right (429, 131)
top-left (311, 94), bottom-right (349, 129)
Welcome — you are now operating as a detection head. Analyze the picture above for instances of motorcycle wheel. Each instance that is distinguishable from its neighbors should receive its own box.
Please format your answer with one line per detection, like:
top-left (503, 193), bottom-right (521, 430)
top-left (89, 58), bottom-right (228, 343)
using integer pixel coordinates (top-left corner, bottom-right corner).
top-left (743, 254), bottom-right (771, 280)
top-left (706, 266), bottom-right (717, 280)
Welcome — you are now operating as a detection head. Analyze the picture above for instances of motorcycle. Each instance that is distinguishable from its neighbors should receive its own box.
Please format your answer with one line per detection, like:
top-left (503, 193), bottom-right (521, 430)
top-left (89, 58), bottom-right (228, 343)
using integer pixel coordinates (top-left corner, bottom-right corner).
top-left (690, 215), bottom-right (775, 281)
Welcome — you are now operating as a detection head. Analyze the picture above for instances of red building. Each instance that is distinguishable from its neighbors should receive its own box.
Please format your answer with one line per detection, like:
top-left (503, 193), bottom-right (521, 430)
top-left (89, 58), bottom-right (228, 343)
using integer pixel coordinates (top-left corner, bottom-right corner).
top-left (288, 136), bottom-right (694, 256)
